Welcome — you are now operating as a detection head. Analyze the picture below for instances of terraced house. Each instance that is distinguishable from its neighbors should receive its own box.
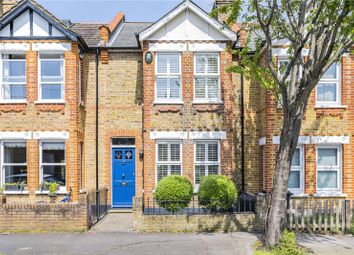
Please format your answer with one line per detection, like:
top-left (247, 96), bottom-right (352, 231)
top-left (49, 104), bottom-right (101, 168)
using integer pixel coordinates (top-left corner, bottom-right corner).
top-left (0, 0), bottom-right (353, 211)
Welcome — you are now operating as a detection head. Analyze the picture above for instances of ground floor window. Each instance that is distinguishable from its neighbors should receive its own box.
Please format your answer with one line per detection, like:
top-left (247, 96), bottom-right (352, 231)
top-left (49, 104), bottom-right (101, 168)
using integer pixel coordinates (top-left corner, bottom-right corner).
top-left (288, 146), bottom-right (304, 193)
top-left (316, 145), bottom-right (341, 193)
top-left (194, 140), bottom-right (220, 185)
top-left (156, 140), bottom-right (182, 182)
top-left (40, 141), bottom-right (66, 187)
top-left (1, 141), bottom-right (27, 191)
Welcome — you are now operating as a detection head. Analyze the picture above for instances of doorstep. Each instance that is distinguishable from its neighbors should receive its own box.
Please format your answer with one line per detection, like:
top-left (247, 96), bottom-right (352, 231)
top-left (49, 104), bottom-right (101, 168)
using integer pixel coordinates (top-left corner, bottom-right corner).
top-left (108, 208), bottom-right (133, 213)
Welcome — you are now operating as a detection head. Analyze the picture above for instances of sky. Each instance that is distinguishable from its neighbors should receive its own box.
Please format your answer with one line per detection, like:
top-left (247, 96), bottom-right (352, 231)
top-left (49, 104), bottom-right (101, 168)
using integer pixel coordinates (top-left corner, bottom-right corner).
top-left (36, 0), bottom-right (215, 23)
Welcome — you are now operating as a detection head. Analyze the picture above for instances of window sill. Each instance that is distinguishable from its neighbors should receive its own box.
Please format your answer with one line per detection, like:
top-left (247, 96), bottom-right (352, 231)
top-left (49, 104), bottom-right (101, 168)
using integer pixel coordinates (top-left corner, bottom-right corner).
top-left (315, 105), bottom-right (348, 109)
top-left (3, 191), bottom-right (29, 195)
top-left (0, 101), bottom-right (27, 104)
top-left (35, 190), bottom-right (68, 195)
top-left (313, 192), bottom-right (347, 198)
top-left (192, 100), bottom-right (224, 105)
top-left (153, 100), bottom-right (184, 105)
top-left (34, 100), bottom-right (65, 105)
top-left (289, 193), bottom-right (309, 198)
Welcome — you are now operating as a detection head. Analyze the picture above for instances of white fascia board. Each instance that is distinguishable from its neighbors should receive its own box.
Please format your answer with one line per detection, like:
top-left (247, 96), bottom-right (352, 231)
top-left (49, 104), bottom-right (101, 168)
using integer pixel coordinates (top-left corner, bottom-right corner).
top-left (32, 43), bottom-right (72, 52)
top-left (0, 131), bottom-right (31, 140)
top-left (311, 136), bottom-right (349, 144)
top-left (150, 131), bottom-right (188, 140)
top-left (189, 43), bottom-right (226, 52)
top-left (272, 136), bottom-right (311, 145)
top-left (0, 43), bottom-right (30, 52)
top-left (259, 137), bottom-right (266, 146)
top-left (139, 1), bottom-right (236, 42)
top-left (189, 131), bottom-right (227, 140)
top-left (149, 43), bottom-right (187, 52)
top-left (33, 131), bottom-right (70, 140)
top-left (272, 47), bottom-right (309, 57)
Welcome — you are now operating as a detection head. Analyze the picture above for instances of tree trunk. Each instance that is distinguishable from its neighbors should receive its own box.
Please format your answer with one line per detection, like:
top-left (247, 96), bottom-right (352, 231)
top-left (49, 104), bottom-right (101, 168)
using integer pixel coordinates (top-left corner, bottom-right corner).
top-left (265, 107), bottom-right (304, 247)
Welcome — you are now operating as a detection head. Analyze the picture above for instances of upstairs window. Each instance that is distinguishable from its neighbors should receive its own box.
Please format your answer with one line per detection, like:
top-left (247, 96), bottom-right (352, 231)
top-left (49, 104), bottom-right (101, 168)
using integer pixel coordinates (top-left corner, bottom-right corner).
top-left (39, 54), bottom-right (64, 101)
top-left (194, 53), bottom-right (220, 102)
top-left (1, 54), bottom-right (26, 101)
top-left (155, 53), bottom-right (181, 102)
top-left (156, 141), bottom-right (182, 182)
top-left (316, 63), bottom-right (341, 107)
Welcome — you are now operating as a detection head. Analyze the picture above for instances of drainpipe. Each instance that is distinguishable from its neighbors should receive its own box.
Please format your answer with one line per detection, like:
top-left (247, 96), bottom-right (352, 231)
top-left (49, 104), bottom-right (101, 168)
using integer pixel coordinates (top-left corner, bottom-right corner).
top-left (95, 48), bottom-right (100, 218)
top-left (240, 72), bottom-right (245, 192)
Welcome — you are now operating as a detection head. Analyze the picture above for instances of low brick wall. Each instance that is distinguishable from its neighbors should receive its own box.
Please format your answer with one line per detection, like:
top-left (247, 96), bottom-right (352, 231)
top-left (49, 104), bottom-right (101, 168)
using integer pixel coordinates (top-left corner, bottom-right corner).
top-left (133, 197), bottom-right (260, 233)
top-left (0, 193), bottom-right (89, 233)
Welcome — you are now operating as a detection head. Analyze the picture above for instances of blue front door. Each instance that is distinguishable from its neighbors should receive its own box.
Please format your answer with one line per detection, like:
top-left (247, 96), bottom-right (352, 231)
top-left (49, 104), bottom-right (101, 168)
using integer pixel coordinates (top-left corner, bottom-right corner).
top-left (112, 148), bottom-right (136, 208)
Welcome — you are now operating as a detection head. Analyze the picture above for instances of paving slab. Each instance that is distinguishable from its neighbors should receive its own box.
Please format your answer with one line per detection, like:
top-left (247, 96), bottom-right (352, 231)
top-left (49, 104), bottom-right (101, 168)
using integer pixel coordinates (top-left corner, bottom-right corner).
top-left (90, 213), bottom-right (133, 232)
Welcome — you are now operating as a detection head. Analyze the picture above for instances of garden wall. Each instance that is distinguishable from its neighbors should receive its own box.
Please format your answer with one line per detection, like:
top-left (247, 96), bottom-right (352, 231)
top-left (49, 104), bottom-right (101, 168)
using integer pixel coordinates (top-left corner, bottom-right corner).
top-left (133, 197), bottom-right (264, 233)
top-left (0, 193), bottom-right (89, 233)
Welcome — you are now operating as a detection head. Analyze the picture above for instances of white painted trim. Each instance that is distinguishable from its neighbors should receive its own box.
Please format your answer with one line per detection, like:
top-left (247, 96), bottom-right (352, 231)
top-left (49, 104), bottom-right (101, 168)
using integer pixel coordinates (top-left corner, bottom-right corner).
top-left (272, 47), bottom-right (309, 57)
top-left (150, 131), bottom-right (187, 140)
top-left (139, 0), bottom-right (236, 42)
top-left (108, 22), bottom-right (125, 46)
top-left (311, 136), bottom-right (349, 144)
top-left (3, 191), bottom-right (29, 195)
top-left (0, 131), bottom-right (31, 140)
top-left (33, 131), bottom-right (69, 140)
top-left (272, 136), bottom-right (280, 144)
top-left (288, 146), bottom-right (305, 194)
top-left (189, 43), bottom-right (226, 52)
top-left (189, 131), bottom-right (227, 140)
top-left (32, 43), bottom-right (72, 52)
top-left (259, 137), bottom-right (266, 146)
top-left (299, 136), bottom-right (311, 144)
top-left (0, 43), bottom-right (30, 52)
top-left (149, 43), bottom-right (187, 52)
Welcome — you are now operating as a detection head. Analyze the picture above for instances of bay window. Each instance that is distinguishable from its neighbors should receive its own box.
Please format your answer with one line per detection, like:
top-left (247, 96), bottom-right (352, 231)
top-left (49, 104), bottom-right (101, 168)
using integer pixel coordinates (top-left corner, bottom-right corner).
top-left (194, 53), bottom-right (220, 102)
top-left (156, 141), bottom-right (182, 182)
top-left (316, 63), bottom-right (341, 107)
top-left (40, 141), bottom-right (66, 187)
top-left (194, 140), bottom-right (220, 185)
top-left (155, 53), bottom-right (181, 102)
top-left (316, 145), bottom-right (341, 193)
top-left (1, 142), bottom-right (27, 191)
top-left (1, 54), bottom-right (26, 101)
top-left (39, 54), bottom-right (64, 101)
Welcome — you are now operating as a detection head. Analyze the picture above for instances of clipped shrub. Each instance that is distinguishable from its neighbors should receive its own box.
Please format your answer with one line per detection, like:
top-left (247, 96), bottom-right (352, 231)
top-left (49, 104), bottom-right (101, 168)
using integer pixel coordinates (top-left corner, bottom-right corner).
top-left (154, 176), bottom-right (193, 213)
top-left (198, 175), bottom-right (237, 211)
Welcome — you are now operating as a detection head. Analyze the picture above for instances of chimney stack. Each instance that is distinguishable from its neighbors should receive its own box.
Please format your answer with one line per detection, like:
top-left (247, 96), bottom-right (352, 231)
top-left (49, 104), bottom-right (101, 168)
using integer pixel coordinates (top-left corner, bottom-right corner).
top-left (213, 0), bottom-right (233, 23)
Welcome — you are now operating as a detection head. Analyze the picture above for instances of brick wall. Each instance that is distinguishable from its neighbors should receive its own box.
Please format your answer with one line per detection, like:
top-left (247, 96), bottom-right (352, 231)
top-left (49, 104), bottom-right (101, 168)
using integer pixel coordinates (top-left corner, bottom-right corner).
top-left (83, 51), bottom-right (143, 205)
top-left (0, 40), bottom-right (82, 201)
top-left (257, 53), bottom-right (354, 198)
top-left (0, 193), bottom-right (89, 232)
top-left (142, 42), bottom-right (239, 197)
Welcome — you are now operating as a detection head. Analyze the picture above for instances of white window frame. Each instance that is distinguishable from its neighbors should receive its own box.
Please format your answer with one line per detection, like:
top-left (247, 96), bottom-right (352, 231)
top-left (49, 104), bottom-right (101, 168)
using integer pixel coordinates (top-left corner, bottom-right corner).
top-left (39, 140), bottom-right (66, 192)
top-left (194, 140), bottom-right (221, 188)
top-left (193, 53), bottom-right (221, 103)
top-left (155, 140), bottom-right (182, 184)
top-left (316, 145), bottom-right (342, 194)
top-left (288, 146), bottom-right (304, 195)
top-left (316, 62), bottom-right (341, 107)
top-left (38, 53), bottom-right (65, 103)
top-left (154, 53), bottom-right (182, 104)
top-left (0, 53), bottom-right (27, 103)
top-left (0, 140), bottom-right (27, 190)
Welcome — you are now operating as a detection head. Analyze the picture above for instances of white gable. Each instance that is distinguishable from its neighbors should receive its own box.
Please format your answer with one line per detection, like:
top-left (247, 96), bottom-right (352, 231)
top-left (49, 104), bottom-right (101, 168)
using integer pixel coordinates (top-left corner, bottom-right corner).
top-left (139, 0), bottom-right (236, 43)
top-left (149, 9), bottom-right (229, 41)
top-left (0, 9), bottom-right (64, 37)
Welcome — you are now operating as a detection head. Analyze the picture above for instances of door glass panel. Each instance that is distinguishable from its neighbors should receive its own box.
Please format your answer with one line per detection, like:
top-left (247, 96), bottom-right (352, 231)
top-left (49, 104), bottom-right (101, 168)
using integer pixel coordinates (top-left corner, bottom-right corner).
top-left (115, 150), bottom-right (123, 160)
top-left (125, 150), bottom-right (133, 160)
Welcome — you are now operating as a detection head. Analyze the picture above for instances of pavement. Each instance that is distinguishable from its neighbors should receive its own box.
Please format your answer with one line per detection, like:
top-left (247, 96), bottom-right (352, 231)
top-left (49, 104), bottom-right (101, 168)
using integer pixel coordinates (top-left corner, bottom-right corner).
top-left (0, 232), bottom-right (258, 255)
top-left (297, 233), bottom-right (354, 255)
top-left (90, 213), bottom-right (134, 232)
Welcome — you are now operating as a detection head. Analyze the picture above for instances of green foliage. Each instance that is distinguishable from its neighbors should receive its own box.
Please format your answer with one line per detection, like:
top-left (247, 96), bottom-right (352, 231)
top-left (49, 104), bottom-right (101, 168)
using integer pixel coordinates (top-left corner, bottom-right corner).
top-left (154, 176), bottom-right (193, 213)
top-left (254, 231), bottom-right (305, 255)
top-left (48, 182), bottom-right (60, 196)
top-left (4, 181), bottom-right (27, 191)
top-left (198, 175), bottom-right (237, 211)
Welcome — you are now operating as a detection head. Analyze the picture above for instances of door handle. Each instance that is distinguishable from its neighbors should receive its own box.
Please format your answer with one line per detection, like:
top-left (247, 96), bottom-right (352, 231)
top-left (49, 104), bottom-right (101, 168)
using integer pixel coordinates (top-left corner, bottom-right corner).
top-left (122, 173), bottom-right (125, 179)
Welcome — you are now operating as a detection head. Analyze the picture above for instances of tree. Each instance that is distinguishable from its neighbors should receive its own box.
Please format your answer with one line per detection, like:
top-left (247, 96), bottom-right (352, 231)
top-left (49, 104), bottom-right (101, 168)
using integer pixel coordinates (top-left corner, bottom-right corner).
top-left (214, 0), bottom-right (354, 247)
